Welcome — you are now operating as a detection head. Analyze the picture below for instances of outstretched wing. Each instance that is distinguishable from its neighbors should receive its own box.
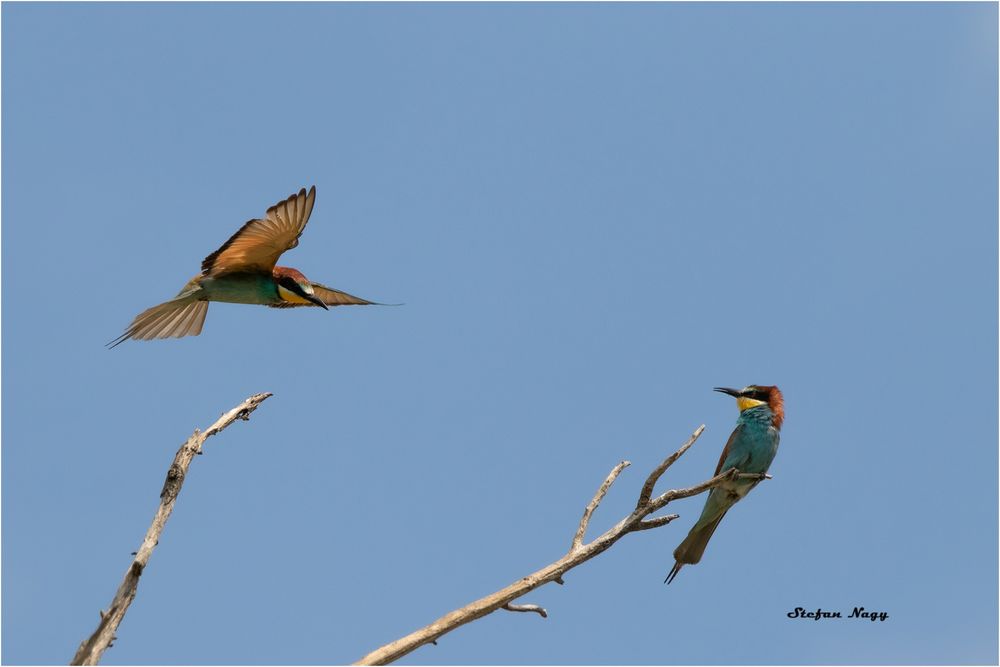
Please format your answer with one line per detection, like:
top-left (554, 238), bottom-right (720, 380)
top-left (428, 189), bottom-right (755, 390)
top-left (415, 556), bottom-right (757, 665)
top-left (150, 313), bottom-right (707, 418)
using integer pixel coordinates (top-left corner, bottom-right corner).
top-left (268, 282), bottom-right (376, 308)
top-left (108, 282), bottom-right (209, 348)
top-left (202, 186), bottom-right (316, 276)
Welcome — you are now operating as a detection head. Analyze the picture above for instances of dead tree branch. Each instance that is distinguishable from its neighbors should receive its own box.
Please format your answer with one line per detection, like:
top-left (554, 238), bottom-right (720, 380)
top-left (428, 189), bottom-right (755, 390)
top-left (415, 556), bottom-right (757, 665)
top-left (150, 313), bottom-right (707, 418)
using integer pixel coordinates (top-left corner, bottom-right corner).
top-left (502, 603), bottom-right (548, 618)
top-left (355, 423), bottom-right (769, 665)
top-left (572, 460), bottom-right (630, 550)
top-left (70, 392), bottom-right (273, 666)
top-left (637, 425), bottom-right (704, 507)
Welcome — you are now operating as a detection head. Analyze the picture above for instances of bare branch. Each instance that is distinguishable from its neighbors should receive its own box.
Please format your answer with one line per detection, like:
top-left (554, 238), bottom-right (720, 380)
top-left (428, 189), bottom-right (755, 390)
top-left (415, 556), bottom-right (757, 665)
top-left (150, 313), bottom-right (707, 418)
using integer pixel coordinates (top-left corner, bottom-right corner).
top-left (637, 425), bottom-right (704, 508)
top-left (503, 603), bottom-right (548, 618)
top-left (70, 392), bottom-right (273, 666)
top-left (354, 424), bottom-right (772, 666)
top-left (572, 460), bottom-right (630, 550)
top-left (635, 514), bottom-right (680, 530)
top-left (647, 467), bottom-right (773, 514)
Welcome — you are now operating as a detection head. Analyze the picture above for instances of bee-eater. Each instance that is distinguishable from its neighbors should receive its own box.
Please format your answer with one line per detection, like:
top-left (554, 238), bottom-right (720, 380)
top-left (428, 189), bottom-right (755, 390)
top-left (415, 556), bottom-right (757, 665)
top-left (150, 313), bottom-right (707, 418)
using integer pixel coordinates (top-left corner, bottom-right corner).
top-left (109, 186), bottom-right (378, 347)
top-left (665, 385), bottom-right (784, 584)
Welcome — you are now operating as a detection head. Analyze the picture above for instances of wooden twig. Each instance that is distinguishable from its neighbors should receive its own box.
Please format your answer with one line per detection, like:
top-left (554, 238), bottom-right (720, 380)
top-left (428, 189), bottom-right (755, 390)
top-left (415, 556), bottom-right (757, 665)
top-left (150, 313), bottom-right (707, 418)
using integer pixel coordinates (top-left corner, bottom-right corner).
top-left (637, 425), bottom-right (705, 508)
top-left (355, 423), bottom-right (771, 665)
top-left (502, 603), bottom-right (548, 618)
top-left (634, 514), bottom-right (680, 530)
top-left (70, 392), bottom-right (273, 666)
top-left (572, 460), bottom-right (629, 550)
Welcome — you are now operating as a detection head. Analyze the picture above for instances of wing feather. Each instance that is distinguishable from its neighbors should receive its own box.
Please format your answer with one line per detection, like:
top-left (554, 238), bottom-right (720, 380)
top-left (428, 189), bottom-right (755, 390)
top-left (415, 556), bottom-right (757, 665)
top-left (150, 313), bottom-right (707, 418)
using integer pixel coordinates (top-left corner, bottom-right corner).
top-left (202, 186), bottom-right (316, 276)
top-left (268, 282), bottom-right (376, 308)
top-left (714, 424), bottom-right (746, 476)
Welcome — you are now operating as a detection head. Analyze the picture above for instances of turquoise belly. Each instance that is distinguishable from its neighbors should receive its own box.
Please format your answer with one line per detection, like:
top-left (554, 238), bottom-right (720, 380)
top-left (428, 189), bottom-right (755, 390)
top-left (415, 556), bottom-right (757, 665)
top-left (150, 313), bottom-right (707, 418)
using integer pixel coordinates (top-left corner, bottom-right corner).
top-left (200, 273), bottom-right (279, 305)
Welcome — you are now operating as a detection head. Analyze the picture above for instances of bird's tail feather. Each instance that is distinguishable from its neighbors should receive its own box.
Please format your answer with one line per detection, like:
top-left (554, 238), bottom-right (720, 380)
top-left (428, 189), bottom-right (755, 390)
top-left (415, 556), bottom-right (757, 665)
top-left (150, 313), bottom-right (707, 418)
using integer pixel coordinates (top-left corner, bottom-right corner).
top-left (108, 293), bottom-right (208, 348)
top-left (664, 510), bottom-right (728, 585)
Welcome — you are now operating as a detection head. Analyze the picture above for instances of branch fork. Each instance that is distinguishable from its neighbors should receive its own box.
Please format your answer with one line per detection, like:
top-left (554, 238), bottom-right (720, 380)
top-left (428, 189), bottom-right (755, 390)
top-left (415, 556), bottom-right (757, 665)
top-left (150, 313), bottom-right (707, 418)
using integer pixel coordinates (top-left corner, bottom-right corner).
top-left (356, 422), bottom-right (770, 665)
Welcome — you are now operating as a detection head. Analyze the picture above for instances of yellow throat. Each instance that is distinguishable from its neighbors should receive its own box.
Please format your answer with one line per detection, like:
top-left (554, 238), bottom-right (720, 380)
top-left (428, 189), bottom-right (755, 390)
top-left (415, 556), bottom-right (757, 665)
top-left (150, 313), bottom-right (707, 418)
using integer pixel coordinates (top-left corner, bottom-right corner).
top-left (277, 284), bottom-right (314, 305)
top-left (736, 396), bottom-right (767, 412)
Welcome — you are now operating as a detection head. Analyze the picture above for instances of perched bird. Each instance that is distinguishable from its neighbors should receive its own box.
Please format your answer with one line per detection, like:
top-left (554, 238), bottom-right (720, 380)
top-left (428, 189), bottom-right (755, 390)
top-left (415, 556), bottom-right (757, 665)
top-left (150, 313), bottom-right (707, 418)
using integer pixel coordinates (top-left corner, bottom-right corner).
top-left (665, 385), bottom-right (784, 584)
top-left (110, 186), bottom-right (379, 347)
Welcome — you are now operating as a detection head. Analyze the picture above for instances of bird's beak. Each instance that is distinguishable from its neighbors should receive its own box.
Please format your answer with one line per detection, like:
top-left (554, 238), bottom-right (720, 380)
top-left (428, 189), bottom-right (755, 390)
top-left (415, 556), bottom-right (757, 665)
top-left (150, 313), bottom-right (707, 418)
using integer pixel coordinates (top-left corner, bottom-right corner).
top-left (306, 294), bottom-right (329, 310)
top-left (713, 387), bottom-right (741, 397)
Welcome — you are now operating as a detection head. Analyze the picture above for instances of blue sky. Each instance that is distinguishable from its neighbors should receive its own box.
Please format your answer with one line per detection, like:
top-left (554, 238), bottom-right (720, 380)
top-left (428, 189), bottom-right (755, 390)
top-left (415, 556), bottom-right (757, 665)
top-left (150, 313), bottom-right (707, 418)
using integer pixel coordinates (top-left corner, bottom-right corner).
top-left (2, 2), bottom-right (996, 665)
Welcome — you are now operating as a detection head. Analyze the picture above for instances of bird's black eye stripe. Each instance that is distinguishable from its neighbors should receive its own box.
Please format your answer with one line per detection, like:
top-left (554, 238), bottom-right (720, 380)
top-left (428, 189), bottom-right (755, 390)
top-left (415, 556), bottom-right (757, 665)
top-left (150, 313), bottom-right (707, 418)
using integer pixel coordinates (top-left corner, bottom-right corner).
top-left (277, 275), bottom-right (307, 297)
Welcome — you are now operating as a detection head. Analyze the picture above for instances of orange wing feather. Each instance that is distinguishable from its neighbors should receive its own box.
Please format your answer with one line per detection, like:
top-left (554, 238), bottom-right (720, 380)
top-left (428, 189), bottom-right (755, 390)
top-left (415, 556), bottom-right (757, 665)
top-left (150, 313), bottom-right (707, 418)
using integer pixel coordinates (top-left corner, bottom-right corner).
top-left (201, 186), bottom-right (316, 276)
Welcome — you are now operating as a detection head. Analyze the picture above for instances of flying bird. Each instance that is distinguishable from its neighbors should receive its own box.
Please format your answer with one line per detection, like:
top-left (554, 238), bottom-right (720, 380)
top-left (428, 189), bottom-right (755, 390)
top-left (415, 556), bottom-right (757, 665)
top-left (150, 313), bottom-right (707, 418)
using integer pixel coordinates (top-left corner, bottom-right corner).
top-left (665, 385), bottom-right (784, 584)
top-left (110, 186), bottom-right (378, 347)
